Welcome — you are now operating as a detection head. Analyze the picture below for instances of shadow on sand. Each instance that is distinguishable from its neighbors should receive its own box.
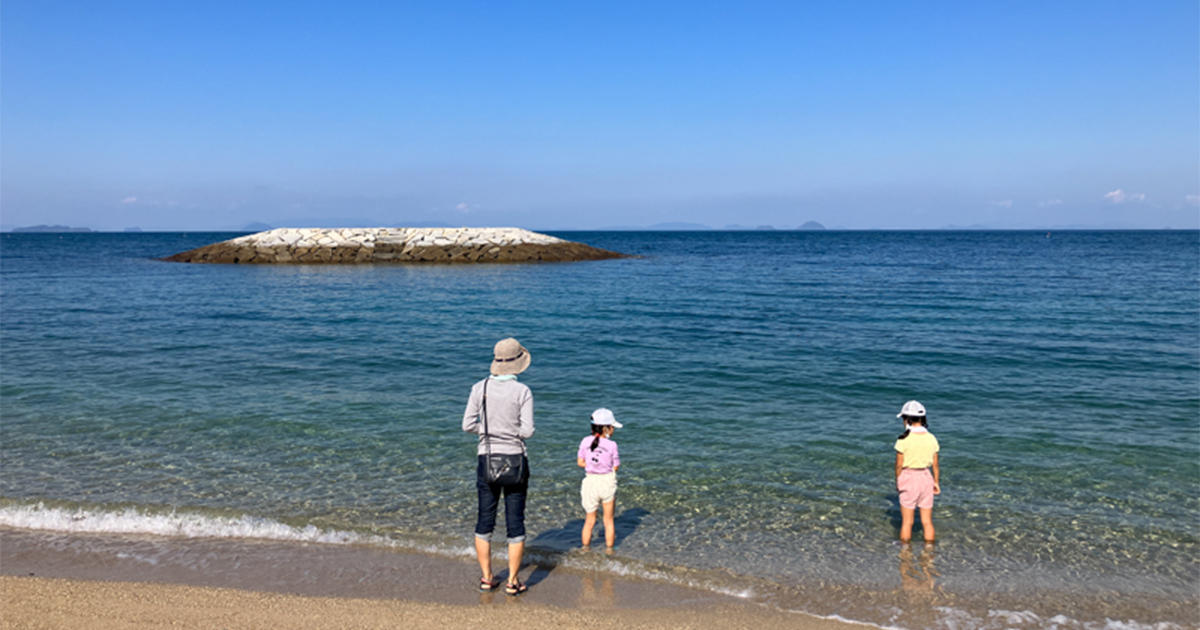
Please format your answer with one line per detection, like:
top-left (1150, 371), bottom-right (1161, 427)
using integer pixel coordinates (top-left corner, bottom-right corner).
top-left (522, 507), bottom-right (650, 587)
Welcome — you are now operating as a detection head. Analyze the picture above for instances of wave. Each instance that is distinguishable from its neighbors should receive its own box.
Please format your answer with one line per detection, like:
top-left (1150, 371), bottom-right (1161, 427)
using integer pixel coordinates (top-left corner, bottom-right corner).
top-left (0, 501), bottom-right (429, 551)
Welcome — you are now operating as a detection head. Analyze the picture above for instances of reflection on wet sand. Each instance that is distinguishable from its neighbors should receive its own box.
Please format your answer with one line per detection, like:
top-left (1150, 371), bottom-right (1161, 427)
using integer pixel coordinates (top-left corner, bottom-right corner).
top-left (898, 543), bottom-right (941, 605)
top-left (578, 572), bottom-right (616, 609)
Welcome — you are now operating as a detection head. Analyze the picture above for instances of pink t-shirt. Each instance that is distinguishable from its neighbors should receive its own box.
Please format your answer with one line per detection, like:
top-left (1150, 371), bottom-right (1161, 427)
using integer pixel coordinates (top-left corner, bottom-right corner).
top-left (577, 436), bottom-right (620, 474)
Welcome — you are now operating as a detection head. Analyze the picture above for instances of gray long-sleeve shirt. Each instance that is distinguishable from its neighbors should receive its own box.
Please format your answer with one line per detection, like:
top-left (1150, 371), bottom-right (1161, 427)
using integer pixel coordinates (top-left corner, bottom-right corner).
top-left (462, 376), bottom-right (534, 455)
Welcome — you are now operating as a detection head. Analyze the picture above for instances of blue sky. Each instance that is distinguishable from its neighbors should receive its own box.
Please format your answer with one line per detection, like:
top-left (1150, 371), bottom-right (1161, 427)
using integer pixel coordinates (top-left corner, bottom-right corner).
top-left (2, 1), bottom-right (1197, 230)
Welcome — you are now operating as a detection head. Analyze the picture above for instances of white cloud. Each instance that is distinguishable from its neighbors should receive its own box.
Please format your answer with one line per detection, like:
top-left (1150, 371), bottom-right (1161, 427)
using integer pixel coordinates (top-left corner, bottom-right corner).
top-left (1104, 189), bottom-right (1146, 204)
top-left (989, 199), bottom-right (1013, 208)
top-left (455, 202), bottom-right (470, 212)
top-left (1037, 198), bottom-right (1063, 208)
top-left (1186, 194), bottom-right (1199, 206)
top-left (121, 196), bottom-right (138, 204)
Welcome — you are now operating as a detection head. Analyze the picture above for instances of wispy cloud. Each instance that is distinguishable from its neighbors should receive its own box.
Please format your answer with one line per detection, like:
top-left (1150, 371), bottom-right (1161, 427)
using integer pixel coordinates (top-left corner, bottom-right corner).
top-left (1186, 194), bottom-right (1199, 206)
top-left (1104, 189), bottom-right (1146, 204)
top-left (989, 199), bottom-right (1013, 208)
top-left (121, 196), bottom-right (138, 204)
top-left (1037, 198), bottom-right (1063, 208)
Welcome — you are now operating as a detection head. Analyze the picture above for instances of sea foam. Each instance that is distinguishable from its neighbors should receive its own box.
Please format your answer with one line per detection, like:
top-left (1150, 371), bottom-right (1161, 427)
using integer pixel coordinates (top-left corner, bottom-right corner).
top-left (0, 501), bottom-right (389, 547)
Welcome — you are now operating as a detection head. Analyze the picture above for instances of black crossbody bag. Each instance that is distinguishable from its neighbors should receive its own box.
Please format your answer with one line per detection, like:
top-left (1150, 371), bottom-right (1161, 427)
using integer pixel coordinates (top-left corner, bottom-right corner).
top-left (482, 379), bottom-right (526, 485)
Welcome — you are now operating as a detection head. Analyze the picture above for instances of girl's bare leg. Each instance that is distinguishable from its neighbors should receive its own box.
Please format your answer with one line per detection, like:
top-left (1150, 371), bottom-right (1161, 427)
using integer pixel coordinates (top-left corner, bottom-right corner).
top-left (918, 507), bottom-right (935, 542)
top-left (581, 511), bottom-right (597, 547)
top-left (601, 499), bottom-right (616, 548)
top-left (899, 506), bottom-right (915, 542)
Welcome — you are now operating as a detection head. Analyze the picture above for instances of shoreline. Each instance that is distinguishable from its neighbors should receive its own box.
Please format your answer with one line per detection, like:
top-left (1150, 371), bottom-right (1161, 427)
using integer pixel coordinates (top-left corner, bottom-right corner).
top-left (0, 528), bottom-right (862, 629)
top-left (2, 514), bottom-right (1195, 629)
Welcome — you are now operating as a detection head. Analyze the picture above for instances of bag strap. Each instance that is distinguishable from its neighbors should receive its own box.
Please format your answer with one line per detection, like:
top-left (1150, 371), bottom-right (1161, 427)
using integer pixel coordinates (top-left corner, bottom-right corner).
top-left (481, 378), bottom-right (491, 460)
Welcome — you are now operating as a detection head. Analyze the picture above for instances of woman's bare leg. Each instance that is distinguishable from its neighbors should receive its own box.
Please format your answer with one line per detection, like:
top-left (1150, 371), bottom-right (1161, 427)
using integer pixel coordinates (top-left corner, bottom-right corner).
top-left (474, 537), bottom-right (491, 581)
top-left (507, 541), bottom-right (524, 584)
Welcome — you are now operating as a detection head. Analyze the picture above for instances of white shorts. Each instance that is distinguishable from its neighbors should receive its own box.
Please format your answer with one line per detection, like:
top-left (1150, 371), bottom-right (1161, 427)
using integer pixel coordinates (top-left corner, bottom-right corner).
top-left (580, 472), bottom-right (617, 513)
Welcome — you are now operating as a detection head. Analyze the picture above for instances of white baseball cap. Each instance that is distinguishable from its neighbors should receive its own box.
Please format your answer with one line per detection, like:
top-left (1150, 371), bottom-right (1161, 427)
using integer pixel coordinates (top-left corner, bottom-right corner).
top-left (590, 408), bottom-right (623, 428)
top-left (897, 400), bottom-right (926, 418)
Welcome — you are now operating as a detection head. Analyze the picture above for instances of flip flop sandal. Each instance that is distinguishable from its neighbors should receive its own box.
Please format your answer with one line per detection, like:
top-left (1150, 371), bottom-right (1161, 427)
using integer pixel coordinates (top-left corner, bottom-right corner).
top-left (505, 579), bottom-right (527, 596)
top-left (479, 577), bottom-right (500, 591)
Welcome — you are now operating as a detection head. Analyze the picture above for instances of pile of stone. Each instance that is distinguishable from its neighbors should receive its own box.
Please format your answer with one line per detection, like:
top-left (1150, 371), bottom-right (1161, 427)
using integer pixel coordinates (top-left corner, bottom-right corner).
top-left (163, 227), bottom-right (625, 264)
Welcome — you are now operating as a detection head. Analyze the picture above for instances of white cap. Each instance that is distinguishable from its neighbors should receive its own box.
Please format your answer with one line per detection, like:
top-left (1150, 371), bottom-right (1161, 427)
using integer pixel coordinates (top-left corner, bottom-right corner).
top-left (897, 400), bottom-right (926, 418)
top-left (590, 408), bottom-right (623, 428)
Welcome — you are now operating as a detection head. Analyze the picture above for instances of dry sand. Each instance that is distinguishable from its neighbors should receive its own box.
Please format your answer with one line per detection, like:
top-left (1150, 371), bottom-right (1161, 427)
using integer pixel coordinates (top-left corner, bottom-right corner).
top-left (1, 576), bottom-right (862, 630)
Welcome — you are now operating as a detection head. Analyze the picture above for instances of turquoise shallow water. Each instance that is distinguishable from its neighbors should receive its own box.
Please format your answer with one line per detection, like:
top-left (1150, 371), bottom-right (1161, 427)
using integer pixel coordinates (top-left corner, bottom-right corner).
top-left (1, 230), bottom-right (1197, 628)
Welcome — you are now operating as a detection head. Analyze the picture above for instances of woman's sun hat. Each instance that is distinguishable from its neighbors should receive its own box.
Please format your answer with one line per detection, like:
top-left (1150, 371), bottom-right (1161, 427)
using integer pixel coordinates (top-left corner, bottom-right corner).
top-left (591, 408), bottom-right (623, 428)
top-left (490, 337), bottom-right (531, 375)
top-left (897, 400), bottom-right (926, 418)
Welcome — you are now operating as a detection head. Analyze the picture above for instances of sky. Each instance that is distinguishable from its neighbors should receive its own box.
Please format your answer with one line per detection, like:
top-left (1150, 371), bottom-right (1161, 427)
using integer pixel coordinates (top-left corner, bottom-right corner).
top-left (2, 1), bottom-right (1198, 230)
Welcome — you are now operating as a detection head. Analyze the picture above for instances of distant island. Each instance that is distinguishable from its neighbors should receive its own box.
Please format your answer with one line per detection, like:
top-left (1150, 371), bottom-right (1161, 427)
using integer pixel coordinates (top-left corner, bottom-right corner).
top-left (12, 225), bottom-right (94, 233)
top-left (798, 221), bottom-right (826, 230)
top-left (164, 227), bottom-right (627, 264)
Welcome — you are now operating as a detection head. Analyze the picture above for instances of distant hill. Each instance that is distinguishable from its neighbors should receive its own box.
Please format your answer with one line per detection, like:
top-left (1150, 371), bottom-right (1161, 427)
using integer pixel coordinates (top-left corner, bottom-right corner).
top-left (12, 225), bottom-right (93, 233)
top-left (798, 221), bottom-right (826, 230)
top-left (648, 222), bottom-right (712, 230)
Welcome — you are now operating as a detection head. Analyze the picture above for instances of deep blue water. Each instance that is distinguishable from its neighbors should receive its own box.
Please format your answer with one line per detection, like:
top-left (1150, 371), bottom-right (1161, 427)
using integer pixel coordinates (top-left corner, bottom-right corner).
top-left (1, 230), bottom-right (1197, 628)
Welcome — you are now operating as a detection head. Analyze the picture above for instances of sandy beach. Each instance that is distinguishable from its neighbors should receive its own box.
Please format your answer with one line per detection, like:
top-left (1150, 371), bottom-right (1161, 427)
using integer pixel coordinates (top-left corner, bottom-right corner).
top-left (0, 528), bottom-right (861, 629)
top-left (1, 576), bottom-right (865, 630)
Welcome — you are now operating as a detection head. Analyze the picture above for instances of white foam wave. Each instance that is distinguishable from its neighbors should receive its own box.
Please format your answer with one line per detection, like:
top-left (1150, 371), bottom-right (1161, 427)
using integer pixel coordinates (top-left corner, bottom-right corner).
top-left (0, 501), bottom-right (477, 562)
top-left (925, 606), bottom-right (1188, 630)
top-left (0, 502), bottom-right (387, 547)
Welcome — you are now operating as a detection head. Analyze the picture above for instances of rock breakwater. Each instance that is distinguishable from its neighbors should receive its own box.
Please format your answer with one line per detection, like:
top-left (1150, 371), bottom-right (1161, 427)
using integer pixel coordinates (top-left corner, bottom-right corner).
top-left (163, 227), bottom-right (625, 264)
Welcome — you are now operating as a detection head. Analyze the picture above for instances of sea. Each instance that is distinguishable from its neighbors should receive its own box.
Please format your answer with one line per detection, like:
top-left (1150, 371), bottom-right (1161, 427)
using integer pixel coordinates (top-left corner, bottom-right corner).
top-left (1, 230), bottom-right (1197, 629)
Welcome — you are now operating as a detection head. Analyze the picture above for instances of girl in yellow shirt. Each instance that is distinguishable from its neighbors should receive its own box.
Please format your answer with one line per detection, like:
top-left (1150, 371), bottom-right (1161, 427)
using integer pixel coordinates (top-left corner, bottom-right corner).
top-left (894, 400), bottom-right (940, 543)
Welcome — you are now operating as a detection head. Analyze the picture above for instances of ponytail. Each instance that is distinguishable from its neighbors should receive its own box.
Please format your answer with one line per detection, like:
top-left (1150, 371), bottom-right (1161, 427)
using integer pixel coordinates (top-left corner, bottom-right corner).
top-left (897, 415), bottom-right (928, 440)
top-left (589, 423), bottom-right (604, 451)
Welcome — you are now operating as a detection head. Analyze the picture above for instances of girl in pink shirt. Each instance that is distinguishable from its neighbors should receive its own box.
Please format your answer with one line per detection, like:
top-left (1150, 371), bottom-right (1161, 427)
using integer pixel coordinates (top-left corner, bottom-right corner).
top-left (577, 408), bottom-right (622, 548)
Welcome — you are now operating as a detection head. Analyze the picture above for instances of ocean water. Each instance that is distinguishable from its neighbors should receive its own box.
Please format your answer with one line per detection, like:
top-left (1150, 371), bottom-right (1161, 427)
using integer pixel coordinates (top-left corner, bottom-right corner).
top-left (1, 230), bottom-right (1197, 628)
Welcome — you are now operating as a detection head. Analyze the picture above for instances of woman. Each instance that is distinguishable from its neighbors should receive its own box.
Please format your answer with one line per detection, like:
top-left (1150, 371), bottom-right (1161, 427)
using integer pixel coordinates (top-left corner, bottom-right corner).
top-left (462, 337), bottom-right (534, 595)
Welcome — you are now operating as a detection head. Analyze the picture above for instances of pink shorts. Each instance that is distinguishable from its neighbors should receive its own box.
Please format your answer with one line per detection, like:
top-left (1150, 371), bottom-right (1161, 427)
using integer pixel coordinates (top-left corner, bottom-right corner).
top-left (898, 468), bottom-right (935, 509)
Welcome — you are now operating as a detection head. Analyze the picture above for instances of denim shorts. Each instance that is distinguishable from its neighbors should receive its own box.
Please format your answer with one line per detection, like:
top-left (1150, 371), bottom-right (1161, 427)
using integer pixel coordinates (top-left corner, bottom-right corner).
top-left (474, 455), bottom-right (529, 543)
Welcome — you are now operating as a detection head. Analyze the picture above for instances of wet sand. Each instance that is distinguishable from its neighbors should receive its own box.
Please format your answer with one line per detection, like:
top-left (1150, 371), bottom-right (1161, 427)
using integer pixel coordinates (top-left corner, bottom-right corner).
top-left (0, 528), bottom-right (862, 629)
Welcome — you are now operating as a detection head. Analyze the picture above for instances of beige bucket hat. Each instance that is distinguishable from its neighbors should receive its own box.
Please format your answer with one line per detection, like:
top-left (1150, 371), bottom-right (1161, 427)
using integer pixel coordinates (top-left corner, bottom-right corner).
top-left (490, 337), bottom-right (531, 375)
